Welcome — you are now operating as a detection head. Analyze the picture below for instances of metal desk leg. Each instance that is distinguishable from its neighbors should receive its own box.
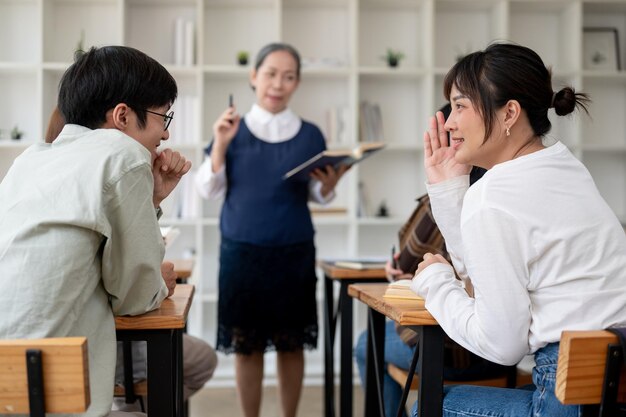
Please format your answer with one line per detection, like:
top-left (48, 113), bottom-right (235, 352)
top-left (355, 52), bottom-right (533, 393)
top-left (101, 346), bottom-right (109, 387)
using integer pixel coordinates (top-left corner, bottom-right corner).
top-left (364, 308), bottom-right (385, 417)
top-left (175, 329), bottom-right (184, 417)
top-left (146, 330), bottom-right (176, 417)
top-left (324, 274), bottom-right (336, 417)
top-left (417, 326), bottom-right (444, 417)
top-left (339, 282), bottom-right (353, 417)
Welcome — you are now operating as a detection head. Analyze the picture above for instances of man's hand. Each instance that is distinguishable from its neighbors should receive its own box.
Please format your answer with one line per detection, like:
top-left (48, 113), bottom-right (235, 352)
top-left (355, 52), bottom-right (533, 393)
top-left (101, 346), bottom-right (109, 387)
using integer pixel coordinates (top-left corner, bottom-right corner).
top-left (161, 261), bottom-right (177, 297)
top-left (153, 149), bottom-right (192, 207)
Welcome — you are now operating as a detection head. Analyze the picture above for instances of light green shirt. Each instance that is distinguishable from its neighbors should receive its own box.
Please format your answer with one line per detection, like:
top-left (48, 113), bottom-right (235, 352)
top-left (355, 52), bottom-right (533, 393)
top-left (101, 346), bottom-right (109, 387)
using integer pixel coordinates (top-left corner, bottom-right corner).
top-left (0, 125), bottom-right (168, 416)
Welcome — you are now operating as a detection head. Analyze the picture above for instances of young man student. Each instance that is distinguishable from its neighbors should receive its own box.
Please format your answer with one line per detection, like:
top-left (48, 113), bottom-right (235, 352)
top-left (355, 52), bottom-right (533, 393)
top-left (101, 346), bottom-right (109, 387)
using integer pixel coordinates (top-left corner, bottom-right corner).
top-left (0, 46), bottom-right (193, 417)
top-left (44, 105), bottom-right (218, 412)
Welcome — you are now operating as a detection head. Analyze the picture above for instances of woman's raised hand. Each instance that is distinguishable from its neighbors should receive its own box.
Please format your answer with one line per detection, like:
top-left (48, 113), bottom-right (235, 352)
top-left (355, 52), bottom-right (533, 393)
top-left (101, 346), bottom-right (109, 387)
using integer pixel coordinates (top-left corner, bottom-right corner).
top-left (213, 106), bottom-right (241, 149)
top-left (423, 111), bottom-right (470, 184)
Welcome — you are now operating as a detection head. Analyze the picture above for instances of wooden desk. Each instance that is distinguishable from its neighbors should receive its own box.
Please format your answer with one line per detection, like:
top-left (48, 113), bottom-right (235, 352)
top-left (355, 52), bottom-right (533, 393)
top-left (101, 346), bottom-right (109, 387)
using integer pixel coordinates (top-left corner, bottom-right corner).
top-left (348, 283), bottom-right (444, 417)
top-left (319, 261), bottom-right (388, 417)
top-left (115, 284), bottom-right (194, 417)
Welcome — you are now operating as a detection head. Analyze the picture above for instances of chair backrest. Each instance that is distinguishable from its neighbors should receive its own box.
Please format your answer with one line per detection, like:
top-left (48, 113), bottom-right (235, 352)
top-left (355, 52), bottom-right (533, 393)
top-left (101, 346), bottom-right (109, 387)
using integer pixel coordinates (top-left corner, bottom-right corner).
top-left (0, 337), bottom-right (90, 414)
top-left (556, 330), bottom-right (626, 405)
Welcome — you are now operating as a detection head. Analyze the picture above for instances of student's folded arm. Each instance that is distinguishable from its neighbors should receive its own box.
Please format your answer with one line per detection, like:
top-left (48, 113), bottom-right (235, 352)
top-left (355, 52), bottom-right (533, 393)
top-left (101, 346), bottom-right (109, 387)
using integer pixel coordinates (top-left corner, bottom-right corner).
top-left (412, 207), bottom-right (532, 366)
top-left (101, 164), bottom-right (169, 316)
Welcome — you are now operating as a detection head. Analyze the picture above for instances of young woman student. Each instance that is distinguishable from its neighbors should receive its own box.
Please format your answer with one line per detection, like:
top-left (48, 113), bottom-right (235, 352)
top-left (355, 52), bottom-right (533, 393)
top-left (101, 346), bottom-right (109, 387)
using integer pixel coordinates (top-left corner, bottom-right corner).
top-left (195, 43), bottom-right (348, 417)
top-left (410, 42), bottom-right (626, 416)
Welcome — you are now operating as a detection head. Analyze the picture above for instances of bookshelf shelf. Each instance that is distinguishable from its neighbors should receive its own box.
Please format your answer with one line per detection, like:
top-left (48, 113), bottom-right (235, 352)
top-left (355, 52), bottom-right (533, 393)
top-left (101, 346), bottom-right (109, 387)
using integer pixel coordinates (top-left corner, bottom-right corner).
top-left (1, 0), bottom-right (626, 386)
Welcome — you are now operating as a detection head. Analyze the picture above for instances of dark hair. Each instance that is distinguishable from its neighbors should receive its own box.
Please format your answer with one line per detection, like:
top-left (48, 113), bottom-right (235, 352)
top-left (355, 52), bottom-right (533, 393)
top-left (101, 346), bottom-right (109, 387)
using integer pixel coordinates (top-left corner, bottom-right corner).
top-left (443, 42), bottom-right (589, 142)
top-left (255, 43), bottom-right (301, 79)
top-left (58, 46), bottom-right (177, 129)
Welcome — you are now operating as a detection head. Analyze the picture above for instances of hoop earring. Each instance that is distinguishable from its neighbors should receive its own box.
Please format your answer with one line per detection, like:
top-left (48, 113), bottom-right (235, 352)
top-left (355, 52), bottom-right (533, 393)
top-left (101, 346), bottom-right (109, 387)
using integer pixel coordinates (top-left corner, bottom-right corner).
top-left (506, 127), bottom-right (510, 137)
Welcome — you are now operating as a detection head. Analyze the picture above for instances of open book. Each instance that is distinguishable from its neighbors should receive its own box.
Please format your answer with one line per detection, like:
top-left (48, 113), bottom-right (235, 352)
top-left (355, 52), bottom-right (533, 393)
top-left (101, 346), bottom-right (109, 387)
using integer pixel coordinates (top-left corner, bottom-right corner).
top-left (383, 279), bottom-right (423, 301)
top-left (283, 142), bottom-right (385, 181)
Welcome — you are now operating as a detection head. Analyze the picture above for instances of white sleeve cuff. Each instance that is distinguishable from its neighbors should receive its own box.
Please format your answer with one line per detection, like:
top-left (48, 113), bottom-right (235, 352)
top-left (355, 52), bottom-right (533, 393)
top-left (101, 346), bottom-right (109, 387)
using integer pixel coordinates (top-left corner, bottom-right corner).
top-left (309, 180), bottom-right (336, 205)
top-left (194, 157), bottom-right (226, 200)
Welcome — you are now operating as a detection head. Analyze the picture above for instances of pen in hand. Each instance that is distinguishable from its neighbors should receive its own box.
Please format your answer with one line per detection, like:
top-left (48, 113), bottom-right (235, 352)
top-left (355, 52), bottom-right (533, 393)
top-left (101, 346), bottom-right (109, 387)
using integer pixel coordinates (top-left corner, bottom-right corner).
top-left (228, 93), bottom-right (234, 124)
top-left (391, 244), bottom-right (399, 269)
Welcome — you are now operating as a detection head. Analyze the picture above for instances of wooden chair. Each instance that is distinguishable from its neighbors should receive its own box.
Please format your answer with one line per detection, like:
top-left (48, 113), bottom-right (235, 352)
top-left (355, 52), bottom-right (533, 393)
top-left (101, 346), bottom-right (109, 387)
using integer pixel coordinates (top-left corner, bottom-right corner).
top-left (556, 330), bottom-right (626, 417)
top-left (388, 362), bottom-right (533, 391)
top-left (0, 337), bottom-right (90, 416)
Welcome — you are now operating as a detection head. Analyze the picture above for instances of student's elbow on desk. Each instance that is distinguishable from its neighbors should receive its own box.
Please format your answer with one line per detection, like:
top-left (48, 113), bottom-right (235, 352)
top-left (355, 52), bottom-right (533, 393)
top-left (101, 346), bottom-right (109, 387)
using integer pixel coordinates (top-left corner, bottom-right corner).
top-left (111, 284), bottom-right (169, 316)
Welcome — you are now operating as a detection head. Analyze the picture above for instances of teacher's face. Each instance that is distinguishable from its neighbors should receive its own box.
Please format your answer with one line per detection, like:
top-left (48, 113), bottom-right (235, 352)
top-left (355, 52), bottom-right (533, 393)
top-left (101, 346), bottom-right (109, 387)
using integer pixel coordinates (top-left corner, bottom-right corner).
top-left (250, 50), bottom-right (300, 114)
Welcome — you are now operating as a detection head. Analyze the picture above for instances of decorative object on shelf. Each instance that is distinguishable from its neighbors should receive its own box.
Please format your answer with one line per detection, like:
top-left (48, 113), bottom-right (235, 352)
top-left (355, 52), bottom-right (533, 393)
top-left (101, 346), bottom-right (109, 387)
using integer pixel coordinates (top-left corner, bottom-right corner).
top-left (76, 29), bottom-right (85, 53)
top-left (381, 48), bottom-right (405, 68)
top-left (237, 51), bottom-right (249, 66)
top-left (583, 27), bottom-right (621, 71)
top-left (376, 200), bottom-right (389, 218)
top-left (10, 125), bottom-right (23, 140)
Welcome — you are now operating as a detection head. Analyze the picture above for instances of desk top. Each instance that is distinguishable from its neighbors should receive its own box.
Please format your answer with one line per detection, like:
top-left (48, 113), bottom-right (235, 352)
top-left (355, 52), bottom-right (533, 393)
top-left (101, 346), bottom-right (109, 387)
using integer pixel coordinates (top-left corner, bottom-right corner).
top-left (318, 261), bottom-right (387, 280)
top-left (170, 258), bottom-right (195, 279)
top-left (115, 284), bottom-right (194, 330)
top-left (348, 283), bottom-right (437, 326)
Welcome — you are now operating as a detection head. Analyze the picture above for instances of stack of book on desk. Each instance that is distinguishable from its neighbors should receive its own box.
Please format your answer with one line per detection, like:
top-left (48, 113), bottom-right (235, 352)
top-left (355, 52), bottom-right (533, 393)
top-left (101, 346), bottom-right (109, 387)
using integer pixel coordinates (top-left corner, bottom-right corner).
top-left (383, 280), bottom-right (423, 301)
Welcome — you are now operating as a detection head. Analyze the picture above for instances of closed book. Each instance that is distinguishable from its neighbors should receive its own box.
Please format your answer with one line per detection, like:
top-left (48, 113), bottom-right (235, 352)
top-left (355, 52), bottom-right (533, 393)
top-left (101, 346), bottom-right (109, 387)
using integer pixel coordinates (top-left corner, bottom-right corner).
top-left (383, 280), bottom-right (423, 301)
top-left (334, 260), bottom-right (386, 270)
top-left (283, 142), bottom-right (385, 181)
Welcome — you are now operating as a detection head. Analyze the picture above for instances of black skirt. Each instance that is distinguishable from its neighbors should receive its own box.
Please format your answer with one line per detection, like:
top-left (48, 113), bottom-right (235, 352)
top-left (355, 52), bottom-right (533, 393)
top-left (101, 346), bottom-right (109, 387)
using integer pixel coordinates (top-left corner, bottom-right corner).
top-left (216, 237), bottom-right (318, 355)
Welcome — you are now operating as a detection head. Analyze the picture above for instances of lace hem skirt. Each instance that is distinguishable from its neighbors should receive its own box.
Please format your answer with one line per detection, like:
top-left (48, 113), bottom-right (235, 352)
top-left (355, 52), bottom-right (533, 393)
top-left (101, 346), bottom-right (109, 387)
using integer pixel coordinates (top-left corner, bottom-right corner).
top-left (216, 237), bottom-right (318, 355)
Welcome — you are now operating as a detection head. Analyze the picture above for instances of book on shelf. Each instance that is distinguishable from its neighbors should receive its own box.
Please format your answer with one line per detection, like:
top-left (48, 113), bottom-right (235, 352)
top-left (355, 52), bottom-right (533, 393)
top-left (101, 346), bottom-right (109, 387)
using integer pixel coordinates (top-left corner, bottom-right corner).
top-left (334, 259), bottom-right (387, 270)
top-left (283, 142), bottom-right (385, 181)
top-left (383, 279), bottom-right (423, 301)
top-left (359, 101), bottom-right (384, 143)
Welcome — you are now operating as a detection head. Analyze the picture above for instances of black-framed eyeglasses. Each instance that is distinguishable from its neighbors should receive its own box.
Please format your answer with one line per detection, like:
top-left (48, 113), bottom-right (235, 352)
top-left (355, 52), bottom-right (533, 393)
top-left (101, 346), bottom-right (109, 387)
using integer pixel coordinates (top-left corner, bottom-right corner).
top-left (145, 109), bottom-right (174, 131)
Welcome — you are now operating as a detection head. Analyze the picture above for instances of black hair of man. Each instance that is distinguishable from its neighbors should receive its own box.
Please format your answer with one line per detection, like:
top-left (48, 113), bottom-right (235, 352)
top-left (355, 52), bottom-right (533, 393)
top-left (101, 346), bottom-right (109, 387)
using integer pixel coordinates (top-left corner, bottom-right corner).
top-left (58, 46), bottom-right (177, 130)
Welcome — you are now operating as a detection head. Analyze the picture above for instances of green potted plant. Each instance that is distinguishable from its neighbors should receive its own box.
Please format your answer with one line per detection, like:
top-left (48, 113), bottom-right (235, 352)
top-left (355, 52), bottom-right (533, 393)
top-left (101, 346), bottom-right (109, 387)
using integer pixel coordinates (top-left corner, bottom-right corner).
top-left (237, 51), bottom-right (249, 66)
top-left (382, 48), bottom-right (405, 68)
top-left (10, 125), bottom-right (23, 140)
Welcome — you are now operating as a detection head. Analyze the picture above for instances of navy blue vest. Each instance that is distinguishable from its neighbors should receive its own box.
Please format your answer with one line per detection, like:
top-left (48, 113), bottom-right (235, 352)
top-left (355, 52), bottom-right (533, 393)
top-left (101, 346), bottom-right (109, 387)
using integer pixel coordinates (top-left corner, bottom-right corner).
top-left (205, 120), bottom-right (326, 246)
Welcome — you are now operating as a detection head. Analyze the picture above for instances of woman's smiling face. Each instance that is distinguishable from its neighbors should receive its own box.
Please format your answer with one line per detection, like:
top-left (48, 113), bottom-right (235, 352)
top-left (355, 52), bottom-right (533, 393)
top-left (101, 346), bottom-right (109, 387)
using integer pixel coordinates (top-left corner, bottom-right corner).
top-left (445, 84), bottom-right (507, 169)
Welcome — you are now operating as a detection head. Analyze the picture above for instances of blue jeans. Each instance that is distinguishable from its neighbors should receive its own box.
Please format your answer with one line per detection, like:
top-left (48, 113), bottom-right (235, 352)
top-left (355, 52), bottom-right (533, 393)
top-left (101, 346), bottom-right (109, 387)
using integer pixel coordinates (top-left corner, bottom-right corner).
top-left (410, 343), bottom-right (580, 417)
top-left (355, 321), bottom-right (415, 417)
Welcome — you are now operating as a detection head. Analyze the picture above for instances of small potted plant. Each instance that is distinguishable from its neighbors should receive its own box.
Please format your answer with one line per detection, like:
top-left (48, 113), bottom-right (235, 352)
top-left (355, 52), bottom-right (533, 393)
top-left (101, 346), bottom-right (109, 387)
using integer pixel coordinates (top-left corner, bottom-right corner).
top-left (10, 125), bottom-right (23, 140)
top-left (382, 48), bottom-right (405, 68)
top-left (237, 51), bottom-right (249, 66)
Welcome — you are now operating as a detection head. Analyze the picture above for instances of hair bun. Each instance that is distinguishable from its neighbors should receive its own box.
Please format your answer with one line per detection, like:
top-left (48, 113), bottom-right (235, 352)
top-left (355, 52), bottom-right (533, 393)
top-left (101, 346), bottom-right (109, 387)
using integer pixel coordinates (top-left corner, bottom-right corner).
top-left (553, 87), bottom-right (576, 116)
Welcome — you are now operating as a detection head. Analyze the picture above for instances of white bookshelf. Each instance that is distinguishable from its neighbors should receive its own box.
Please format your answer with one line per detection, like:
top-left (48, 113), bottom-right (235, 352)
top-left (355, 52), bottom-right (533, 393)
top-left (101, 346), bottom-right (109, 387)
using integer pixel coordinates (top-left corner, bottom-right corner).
top-left (1, 0), bottom-right (626, 387)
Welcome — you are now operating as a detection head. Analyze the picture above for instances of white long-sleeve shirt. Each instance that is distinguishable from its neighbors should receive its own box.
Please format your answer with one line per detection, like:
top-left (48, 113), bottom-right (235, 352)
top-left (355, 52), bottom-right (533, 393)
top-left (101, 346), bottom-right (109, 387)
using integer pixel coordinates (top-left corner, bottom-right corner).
top-left (411, 142), bottom-right (626, 365)
top-left (0, 125), bottom-right (168, 416)
top-left (195, 104), bottom-right (335, 204)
